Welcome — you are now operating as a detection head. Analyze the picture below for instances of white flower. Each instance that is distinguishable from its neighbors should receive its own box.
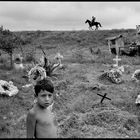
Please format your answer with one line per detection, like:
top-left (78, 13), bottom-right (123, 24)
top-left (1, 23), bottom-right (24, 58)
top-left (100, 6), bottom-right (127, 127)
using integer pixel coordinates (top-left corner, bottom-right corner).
top-left (54, 53), bottom-right (63, 60)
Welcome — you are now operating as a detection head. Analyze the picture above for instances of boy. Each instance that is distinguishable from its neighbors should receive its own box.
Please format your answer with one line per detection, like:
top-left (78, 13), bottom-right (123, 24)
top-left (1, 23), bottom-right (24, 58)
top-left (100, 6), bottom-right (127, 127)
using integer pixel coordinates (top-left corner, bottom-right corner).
top-left (26, 78), bottom-right (58, 138)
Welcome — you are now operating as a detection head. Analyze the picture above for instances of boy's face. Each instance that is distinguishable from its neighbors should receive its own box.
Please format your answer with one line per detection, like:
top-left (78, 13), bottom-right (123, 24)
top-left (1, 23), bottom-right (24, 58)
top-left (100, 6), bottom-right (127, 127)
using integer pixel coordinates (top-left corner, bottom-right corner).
top-left (36, 90), bottom-right (54, 108)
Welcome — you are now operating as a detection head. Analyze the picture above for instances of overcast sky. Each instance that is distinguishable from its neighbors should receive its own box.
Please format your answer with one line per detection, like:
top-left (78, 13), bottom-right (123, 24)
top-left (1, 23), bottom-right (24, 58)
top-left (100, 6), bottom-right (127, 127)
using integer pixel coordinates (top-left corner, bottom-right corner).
top-left (0, 1), bottom-right (140, 31)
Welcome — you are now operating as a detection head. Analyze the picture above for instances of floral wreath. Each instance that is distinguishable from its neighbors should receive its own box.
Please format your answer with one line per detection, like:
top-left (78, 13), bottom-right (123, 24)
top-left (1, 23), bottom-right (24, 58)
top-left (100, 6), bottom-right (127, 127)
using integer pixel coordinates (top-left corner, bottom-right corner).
top-left (0, 80), bottom-right (19, 96)
top-left (107, 68), bottom-right (123, 84)
top-left (28, 65), bottom-right (47, 85)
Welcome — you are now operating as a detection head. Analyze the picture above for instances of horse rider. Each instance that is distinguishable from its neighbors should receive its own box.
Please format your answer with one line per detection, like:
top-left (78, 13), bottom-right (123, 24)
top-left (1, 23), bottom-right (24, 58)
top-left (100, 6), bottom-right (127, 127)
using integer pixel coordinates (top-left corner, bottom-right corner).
top-left (91, 16), bottom-right (96, 24)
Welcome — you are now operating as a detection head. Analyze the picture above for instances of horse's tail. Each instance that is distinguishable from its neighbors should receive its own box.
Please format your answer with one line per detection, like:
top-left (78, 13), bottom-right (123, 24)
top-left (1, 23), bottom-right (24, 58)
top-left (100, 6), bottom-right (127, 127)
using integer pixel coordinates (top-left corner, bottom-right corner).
top-left (98, 22), bottom-right (102, 27)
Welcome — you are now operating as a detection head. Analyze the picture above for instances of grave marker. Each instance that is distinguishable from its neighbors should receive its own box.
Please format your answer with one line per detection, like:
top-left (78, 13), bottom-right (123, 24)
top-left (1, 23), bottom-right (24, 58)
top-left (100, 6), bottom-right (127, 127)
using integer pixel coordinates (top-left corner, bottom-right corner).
top-left (97, 93), bottom-right (111, 103)
top-left (113, 55), bottom-right (121, 67)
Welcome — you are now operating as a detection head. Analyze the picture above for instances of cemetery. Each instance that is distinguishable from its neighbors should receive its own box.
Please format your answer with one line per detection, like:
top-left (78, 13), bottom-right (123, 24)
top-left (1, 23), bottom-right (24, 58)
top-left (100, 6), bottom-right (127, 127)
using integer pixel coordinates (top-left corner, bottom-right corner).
top-left (1, 25), bottom-right (140, 138)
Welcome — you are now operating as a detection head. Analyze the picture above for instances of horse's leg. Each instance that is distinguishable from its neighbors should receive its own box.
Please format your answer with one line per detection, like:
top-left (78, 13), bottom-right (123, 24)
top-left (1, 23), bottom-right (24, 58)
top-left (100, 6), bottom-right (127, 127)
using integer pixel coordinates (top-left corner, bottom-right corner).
top-left (95, 25), bottom-right (99, 30)
top-left (89, 26), bottom-right (92, 30)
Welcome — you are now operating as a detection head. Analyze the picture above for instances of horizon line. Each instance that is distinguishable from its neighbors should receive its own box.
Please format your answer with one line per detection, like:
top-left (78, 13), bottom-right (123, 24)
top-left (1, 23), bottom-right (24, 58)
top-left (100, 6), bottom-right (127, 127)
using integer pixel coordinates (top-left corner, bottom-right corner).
top-left (13, 28), bottom-right (136, 32)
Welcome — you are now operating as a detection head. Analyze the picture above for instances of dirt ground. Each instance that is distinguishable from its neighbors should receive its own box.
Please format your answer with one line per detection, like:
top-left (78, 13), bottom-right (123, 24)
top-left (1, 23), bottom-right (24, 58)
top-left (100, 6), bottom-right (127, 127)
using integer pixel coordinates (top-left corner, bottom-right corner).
top-left (0, 30), bottom-right (140, 138)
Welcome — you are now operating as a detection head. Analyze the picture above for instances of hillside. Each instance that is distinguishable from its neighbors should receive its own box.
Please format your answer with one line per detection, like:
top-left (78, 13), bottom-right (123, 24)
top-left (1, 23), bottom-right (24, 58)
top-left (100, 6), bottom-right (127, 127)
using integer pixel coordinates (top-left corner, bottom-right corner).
top-left (0, 29), bottom-right (140, 138)
top-left (15, 29), bottom-right (136, 47)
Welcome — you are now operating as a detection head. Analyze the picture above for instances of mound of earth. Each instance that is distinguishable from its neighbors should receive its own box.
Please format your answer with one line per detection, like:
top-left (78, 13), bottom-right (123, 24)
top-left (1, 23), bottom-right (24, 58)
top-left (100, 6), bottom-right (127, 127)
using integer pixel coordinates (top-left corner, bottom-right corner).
top-left (58, 104), bottom-right (140, 138)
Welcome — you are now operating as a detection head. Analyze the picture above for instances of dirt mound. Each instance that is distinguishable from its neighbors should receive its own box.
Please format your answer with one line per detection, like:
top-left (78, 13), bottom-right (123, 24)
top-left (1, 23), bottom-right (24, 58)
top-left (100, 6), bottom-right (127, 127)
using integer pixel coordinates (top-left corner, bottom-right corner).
top-left (58, 105), bottom-right (140, 138)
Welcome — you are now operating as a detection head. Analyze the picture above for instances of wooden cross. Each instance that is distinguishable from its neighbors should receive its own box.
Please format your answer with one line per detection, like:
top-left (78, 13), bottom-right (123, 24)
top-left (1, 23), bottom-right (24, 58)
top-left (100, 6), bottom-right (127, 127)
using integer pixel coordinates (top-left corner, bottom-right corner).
top-left (97, 93), bottom-right (111, 103)
top-left (113, 55), bottom-right (121, 67)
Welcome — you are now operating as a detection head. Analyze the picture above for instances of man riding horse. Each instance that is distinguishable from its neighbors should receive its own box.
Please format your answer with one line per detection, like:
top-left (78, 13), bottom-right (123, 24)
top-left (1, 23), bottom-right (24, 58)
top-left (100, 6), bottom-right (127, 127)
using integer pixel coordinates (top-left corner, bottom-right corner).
top-left (85, 16), bottom-right (102, 30)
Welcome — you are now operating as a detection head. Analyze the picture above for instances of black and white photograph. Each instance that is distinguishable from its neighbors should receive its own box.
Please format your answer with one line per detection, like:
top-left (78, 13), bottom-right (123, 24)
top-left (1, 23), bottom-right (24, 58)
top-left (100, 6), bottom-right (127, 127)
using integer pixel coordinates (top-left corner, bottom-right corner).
top-left (0, 1), bottom-right (140, 138)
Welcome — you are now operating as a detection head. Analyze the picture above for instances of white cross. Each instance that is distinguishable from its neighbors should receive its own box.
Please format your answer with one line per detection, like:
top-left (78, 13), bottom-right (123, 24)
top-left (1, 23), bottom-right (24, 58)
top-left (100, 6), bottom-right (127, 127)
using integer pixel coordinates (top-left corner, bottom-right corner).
top-left (113, 55), bottom-right (121, 67)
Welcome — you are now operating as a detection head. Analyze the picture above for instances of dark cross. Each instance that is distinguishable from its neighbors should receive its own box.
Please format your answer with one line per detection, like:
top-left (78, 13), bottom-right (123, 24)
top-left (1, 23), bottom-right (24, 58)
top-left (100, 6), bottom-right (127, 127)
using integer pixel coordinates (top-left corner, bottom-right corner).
top-left (97, 93), bottom-right (111, 103)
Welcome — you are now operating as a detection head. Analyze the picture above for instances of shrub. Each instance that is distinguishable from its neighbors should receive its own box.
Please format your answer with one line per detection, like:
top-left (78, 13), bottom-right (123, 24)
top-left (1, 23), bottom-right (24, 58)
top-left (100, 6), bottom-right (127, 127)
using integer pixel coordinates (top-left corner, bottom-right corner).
top-left (0, 26), bottom-right (25, 67)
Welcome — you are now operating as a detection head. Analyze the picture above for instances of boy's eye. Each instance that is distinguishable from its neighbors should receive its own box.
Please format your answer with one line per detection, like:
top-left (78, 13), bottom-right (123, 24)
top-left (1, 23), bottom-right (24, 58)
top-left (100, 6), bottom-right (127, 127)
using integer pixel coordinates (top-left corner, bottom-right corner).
top-left (41, 94), bottom-right (46, 97)
top-left (48, 94), bottom-right (52, 98)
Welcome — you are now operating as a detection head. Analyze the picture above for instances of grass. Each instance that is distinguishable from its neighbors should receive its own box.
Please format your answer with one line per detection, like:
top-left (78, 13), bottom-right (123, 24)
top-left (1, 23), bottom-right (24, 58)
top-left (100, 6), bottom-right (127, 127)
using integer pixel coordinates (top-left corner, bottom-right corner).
top-left (1, 29), bottom-right (140, 138)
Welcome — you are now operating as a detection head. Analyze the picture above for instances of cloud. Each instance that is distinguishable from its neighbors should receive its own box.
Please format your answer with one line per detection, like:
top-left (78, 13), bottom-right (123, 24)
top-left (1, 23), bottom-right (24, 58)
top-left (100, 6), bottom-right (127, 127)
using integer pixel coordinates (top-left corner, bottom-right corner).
top-left (0, 2), bottom-right (140, 30)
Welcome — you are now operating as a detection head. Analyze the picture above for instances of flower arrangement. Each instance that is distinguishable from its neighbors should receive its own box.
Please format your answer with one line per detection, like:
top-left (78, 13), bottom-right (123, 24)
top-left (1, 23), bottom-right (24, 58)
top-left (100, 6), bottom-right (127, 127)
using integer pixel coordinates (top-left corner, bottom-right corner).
top-left (0, 80), bottom-right (18, 96)
top-left (131, 69), bottom-right (140, 82)
top-left (28, 65), bottom-right (46, 85)
top-left (99, 66), bottom-right (124, 84)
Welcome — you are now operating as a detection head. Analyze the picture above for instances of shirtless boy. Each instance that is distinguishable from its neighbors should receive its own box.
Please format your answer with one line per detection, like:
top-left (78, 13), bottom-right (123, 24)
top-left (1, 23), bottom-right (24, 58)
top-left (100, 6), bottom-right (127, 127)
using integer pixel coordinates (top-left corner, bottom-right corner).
top-left (26, 78), bottom-right (58, 138)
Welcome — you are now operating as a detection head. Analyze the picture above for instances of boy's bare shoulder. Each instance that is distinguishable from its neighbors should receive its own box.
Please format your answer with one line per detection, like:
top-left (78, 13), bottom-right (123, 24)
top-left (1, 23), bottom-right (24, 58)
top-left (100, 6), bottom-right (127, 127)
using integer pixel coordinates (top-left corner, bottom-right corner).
top-left (27, 107), bottom-right (36, 117)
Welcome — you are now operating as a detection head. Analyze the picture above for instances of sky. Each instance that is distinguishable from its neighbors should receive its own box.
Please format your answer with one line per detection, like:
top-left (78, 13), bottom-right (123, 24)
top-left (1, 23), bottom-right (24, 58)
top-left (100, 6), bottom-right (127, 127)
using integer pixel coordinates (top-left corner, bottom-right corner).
top-left (0, 1), bottom-right (140, 31)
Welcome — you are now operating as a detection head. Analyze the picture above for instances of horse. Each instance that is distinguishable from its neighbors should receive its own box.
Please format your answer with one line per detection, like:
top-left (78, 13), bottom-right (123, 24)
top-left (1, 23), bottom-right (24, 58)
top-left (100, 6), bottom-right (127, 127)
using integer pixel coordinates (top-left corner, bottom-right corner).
top-left (85, 19), bottom-right (102, 30)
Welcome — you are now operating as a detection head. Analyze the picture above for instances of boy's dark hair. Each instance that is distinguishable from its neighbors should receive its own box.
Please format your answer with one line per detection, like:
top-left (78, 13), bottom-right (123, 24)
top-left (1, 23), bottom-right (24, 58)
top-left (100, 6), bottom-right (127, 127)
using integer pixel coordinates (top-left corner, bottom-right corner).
top-left (34, 78), bottom-right (54, 97)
